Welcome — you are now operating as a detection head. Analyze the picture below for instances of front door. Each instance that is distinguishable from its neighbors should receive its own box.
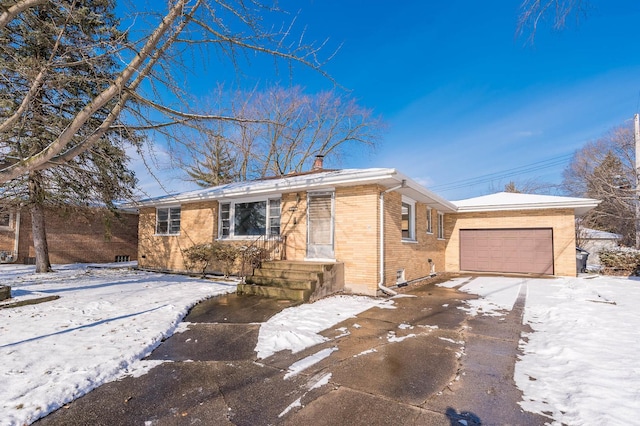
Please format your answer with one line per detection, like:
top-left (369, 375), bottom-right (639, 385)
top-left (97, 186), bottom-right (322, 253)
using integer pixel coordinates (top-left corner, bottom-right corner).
top-left (307, 191), bottom-right (335, 259)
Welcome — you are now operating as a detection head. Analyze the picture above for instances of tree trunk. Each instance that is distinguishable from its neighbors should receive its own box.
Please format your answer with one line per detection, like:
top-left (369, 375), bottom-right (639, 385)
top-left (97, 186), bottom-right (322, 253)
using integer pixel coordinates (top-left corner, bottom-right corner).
top-left (28, 172), bottom-right (52, 273)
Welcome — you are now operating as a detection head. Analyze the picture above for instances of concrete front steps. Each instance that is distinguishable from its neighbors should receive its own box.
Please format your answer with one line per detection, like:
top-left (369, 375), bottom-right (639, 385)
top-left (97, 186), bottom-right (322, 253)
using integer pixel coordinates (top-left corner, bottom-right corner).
top-left (237, 261), bottom-right (344, 303)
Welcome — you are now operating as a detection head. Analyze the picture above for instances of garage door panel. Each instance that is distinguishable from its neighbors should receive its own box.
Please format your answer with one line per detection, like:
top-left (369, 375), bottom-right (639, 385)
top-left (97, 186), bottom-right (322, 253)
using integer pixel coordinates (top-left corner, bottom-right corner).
top-left (460, 228), bottom-right (554, 275)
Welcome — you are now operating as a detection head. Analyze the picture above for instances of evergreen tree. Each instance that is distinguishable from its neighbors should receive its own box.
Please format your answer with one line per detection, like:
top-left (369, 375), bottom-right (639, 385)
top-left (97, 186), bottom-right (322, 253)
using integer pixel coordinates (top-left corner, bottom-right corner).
top-left (0, 0), bottom-right (138, 272)
top-left (185, 132), bottom-right (238, 187)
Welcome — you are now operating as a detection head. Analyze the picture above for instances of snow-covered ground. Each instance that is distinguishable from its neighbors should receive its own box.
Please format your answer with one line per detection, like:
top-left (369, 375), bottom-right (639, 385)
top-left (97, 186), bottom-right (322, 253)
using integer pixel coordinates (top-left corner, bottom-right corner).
top-left (446, 275), bottom-right (640, 425)
top-left (0, 263), bottom-right (237, 426)
top-left (2, 264), bottom-right (639, 425)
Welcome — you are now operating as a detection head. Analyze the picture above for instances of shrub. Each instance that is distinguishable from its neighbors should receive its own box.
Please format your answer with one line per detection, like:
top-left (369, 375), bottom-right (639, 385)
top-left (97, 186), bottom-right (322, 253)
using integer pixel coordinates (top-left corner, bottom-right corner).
top-left (182, 242), bottom-right (241, 277)
top-left (211, 243), bottom-right (239, 278)
top-left (599, 248), bottom-right (640, 275)
top-left (182, 243), bottom-right (214, 276)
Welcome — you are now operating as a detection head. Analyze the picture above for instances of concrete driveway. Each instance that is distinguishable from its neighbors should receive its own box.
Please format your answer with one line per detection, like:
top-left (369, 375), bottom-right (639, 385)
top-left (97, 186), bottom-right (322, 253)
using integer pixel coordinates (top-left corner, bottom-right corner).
top-left (36, 277), bottom-right (547, 425)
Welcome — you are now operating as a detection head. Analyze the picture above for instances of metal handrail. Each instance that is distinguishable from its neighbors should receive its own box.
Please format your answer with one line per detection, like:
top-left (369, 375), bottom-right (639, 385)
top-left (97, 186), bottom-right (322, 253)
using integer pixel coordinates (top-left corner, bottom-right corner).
top-left (239, 234), bottom-right (286, 281)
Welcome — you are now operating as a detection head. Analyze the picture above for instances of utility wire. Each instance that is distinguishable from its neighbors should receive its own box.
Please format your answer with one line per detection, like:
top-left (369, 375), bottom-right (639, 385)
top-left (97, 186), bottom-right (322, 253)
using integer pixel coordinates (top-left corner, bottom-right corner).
top-left (431, 153), bottom-right (574, 192)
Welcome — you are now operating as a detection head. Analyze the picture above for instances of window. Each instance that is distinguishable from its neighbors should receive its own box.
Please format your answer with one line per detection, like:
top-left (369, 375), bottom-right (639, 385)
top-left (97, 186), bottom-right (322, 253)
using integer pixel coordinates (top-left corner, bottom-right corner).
top-left (437, 212), bottom-right (445, 239)
top-left (156, 207), bottom-right (181, 235)
top-left (426, 208), bottom-right (433, 234)
top-left (220, 203), bottom-right (230, 237)
top-left (235, 201), bottom-right (266, 236)
top-left (219, 198), bottom-right (281, 238)
top-left (269, 199), bottom-right (281, 236)
top-left (0, 209), bottom-right (10, 228)
top-left (401, 197), bottom-right (415, 241)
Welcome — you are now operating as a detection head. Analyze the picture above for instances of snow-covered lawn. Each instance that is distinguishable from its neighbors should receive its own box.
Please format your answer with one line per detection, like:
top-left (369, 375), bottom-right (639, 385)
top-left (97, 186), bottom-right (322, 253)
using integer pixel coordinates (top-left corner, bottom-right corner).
top-left (0, 263), bottom-right (237, 426)
top-left (2, 264), bottom-right (639, 426)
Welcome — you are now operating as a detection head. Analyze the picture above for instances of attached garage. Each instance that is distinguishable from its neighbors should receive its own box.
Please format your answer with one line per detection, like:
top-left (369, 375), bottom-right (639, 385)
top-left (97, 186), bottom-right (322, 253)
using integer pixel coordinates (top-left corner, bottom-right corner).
top-left (446, 192), bottom-right (601, 277)
top-left (459, 228), bottom-right (554, 275)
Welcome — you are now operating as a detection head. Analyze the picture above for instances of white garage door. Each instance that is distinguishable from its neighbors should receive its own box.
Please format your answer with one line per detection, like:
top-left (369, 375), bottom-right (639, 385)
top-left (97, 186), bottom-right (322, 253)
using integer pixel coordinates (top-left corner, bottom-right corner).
top-left (460, 228), bottom-right (554, 275)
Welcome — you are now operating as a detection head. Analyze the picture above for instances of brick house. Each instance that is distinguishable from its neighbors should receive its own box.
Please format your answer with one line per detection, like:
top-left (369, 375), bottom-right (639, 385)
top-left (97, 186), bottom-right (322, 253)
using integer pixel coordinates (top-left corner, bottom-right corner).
top-left (134, 167), bottom-right (599, 297)
top-left (0, 206), bottom-right (138, 265)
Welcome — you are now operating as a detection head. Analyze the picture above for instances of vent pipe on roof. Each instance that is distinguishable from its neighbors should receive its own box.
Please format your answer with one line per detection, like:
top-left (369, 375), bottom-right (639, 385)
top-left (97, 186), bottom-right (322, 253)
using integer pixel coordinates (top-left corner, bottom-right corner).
top-left (312, 155), bottom-right (324, 171)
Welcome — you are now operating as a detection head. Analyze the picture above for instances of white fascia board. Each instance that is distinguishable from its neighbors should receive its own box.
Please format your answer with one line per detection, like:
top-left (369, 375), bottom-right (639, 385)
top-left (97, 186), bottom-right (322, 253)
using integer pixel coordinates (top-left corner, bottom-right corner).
top-left (391, 171), bottom-right (458, 212)
top-left (133, 168), bottom-right (401, 207)
top-left (455, 199), bottom-right (601, 216)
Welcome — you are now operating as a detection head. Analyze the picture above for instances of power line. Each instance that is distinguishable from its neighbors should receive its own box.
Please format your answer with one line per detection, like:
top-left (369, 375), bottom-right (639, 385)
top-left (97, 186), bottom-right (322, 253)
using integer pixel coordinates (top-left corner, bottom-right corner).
top-left (431, 153), bottom-right (574, 192)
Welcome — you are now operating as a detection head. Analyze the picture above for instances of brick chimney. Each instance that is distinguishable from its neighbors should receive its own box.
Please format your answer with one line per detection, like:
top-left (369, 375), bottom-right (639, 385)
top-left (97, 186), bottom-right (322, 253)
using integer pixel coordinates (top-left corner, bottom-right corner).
top-left (312, 155), bottom-right (324, 171)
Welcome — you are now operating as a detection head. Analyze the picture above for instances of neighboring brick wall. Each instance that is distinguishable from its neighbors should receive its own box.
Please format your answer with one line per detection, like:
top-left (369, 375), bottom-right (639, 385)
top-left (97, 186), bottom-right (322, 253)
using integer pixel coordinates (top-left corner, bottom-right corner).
top-left (445, 208), bottom-right (577, 277)
top-left (12, 207), bottom-right (138, 264)
top-left (138, 201), bottom-right (217, 272)
top-left (0, 213), bottom-right (17, 256)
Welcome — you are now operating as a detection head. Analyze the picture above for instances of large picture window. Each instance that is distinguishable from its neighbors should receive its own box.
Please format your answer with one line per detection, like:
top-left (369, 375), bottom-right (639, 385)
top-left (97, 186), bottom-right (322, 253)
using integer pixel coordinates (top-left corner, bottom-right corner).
top-left (235, 201), bottom-right (266, 236)
top-left (220, 198), bottom-right (281, 238)
top-left (156, 207), bottom-right (181, 235)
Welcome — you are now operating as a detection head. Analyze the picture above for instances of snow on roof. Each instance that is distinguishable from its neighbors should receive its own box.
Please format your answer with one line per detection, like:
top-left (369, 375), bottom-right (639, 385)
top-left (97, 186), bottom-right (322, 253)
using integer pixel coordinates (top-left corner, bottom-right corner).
top-left (453, 192), bottom-right (601, 216)
top-left (581, 228), bottom-right (622, 240)
top-left (133, 168), bottom-right (459, 212)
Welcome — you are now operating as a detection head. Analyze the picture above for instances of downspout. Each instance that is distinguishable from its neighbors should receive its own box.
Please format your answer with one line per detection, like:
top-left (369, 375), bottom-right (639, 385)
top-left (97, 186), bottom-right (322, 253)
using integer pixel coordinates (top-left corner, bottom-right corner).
top-left (378, 179), bottom-right (406, 296)
top-left (13, 210), bottom-right (20, 262)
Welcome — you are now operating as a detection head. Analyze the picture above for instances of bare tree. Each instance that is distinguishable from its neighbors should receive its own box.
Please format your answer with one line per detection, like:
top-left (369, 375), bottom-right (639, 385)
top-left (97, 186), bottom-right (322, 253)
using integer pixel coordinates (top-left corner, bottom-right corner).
top-left (518, 0), bottom-right (591, 41)
top-left (0, 0), bottom-right (140, 272)
top-left (0, 0), bottom-right (331, 184)
top-left (173, 85), bottom-right (384, 185)
top-left (488, 178), bottom-right (559, 195)
top-left (563, 124), bottom-right (636, 246)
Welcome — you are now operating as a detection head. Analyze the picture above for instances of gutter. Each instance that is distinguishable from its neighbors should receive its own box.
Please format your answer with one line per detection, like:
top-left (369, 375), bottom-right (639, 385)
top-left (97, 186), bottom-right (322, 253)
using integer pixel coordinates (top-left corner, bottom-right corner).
top-left (377, 179), bottom-right (406, 296)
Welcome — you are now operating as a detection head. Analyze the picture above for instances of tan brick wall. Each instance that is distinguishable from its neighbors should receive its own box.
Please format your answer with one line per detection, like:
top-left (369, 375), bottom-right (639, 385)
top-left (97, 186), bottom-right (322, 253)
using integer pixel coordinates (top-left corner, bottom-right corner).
top-left (1, 207), bottom-right (138, 264)
top-left (138, 201), bottom-right (217, 271)
top-left (445, 208), bottom-right (577, 277)
top-left (282, 192), bottom-right (307, 261)
top-left (334, 185), bottom-right (379, 295)
top-left (382, 191), bottom-right (446, 295)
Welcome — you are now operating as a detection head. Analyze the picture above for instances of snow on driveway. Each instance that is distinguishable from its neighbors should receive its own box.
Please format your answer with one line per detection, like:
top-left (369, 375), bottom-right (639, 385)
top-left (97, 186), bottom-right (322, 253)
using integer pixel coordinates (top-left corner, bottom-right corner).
top-left (446, 275), bottom-right (640, 426)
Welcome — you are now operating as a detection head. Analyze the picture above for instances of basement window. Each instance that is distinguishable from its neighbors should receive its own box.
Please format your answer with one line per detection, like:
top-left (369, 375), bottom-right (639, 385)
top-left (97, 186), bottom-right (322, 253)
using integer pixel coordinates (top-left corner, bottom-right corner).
top-left (396, 269), bottom-right (406, 284)
top-left (0, 209), bottom-right (10, 228)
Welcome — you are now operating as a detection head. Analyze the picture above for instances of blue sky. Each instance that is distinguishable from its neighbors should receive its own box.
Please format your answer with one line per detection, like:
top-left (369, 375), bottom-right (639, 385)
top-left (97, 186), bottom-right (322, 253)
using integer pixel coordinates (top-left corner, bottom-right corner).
top-left (132, 1), bottom-right (640, 200)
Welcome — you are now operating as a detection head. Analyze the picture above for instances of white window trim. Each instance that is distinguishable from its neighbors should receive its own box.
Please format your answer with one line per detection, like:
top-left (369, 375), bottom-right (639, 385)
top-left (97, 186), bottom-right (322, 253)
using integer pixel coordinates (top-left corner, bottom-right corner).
top-left (218, 196), bottom-right (281, 240)
top-left (401, 196), bottom-right (416, 242)
top-left (426, 207), bottom-right (433, 234)
top-left (437, 212), bottom-right (445, 240)
top-left (155, 206), bottom-right (181, 236)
